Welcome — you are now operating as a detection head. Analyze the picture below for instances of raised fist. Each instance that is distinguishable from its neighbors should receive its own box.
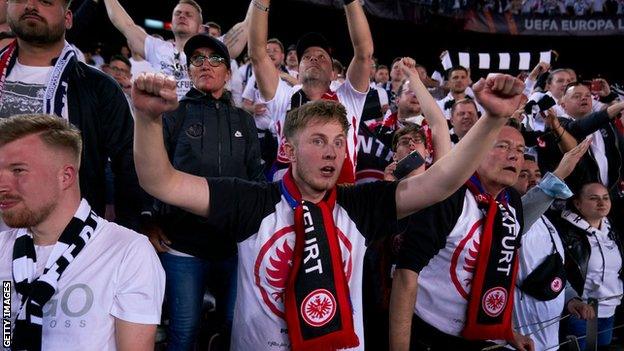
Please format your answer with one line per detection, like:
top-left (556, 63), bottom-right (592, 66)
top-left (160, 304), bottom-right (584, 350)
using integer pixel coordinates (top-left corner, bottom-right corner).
top-left (473, 74), bottom-right (525, 120)
top-left (132, 72), bottom-right (179, 119)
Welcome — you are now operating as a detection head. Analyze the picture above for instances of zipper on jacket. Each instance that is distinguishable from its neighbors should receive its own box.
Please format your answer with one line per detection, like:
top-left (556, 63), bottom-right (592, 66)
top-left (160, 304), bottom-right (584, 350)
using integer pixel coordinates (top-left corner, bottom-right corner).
top-left (216, 101), bottom-right (222, 175)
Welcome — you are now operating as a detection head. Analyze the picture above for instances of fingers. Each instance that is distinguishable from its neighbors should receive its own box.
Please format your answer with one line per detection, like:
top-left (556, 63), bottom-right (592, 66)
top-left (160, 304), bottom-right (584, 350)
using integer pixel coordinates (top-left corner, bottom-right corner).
top-left (472, 78), bottom-right (486, 93)
top-left (148, 235), bottom-right (167, 253)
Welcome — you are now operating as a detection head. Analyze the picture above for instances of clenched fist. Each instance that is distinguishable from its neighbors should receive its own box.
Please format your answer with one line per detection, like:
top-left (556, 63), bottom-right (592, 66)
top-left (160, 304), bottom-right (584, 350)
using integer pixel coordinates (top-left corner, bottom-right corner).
top-left (473, 74), bottom-right (525, 120)
top-left (132, 72), bottom-right (179, 119)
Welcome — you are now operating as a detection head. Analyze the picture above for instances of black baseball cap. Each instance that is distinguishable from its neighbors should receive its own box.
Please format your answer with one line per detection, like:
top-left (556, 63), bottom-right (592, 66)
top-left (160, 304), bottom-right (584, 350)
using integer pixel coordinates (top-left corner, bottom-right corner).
top-left (296, 32), bottom-right (332, 61)
top-left (183, 33), bottom-right (231, 69)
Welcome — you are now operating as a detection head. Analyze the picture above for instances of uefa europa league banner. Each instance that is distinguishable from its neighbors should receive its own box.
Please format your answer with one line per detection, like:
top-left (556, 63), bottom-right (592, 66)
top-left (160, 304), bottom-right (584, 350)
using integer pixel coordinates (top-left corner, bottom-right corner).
top-left (296, 0), bottom-right (624, 36)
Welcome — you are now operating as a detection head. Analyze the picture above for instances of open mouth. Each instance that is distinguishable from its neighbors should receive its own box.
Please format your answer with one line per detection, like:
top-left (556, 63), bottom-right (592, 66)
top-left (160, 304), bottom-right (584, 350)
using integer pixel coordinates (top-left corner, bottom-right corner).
top-left (503, 166), bottom-right (517, 173)
top-left (320, 166), bottom-right (335, 176)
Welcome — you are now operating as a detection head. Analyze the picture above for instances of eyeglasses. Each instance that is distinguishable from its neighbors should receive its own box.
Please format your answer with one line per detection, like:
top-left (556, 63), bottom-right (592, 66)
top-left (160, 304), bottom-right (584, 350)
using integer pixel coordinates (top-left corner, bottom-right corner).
top-left (397, 137), bottom-right (424, 147)
top-left (109, 65), bottom-right (130, 75)
top-left (189, 54), bottom-right (227, 67)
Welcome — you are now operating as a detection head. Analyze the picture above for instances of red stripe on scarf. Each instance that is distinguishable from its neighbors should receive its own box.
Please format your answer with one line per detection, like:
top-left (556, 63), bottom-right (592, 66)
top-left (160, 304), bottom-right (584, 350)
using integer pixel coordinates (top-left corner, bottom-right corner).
top-left (462, 175), bottom-right (518, 341)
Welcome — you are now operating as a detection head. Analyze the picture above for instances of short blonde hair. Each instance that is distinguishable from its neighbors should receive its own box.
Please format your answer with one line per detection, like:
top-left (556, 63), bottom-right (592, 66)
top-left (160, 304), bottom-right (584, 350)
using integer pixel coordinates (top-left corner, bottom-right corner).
top-left (284, 100), bottom-right (349, 142)
top-left (0, 114), bottom-right (82, 166)
top-left (177, 0), bottom-right (203, 23)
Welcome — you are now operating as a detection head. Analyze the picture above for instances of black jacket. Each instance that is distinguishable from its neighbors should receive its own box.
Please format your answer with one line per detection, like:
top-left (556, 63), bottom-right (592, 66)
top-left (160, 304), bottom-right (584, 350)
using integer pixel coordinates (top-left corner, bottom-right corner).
top-left (552, 213), bottom-right (624, 296)
top-left (562, 111), bottom-right (624, 197)
top-left (0, 50), bottom-right (143, 230)
top-left (158, 88), bottom-right (264, 259)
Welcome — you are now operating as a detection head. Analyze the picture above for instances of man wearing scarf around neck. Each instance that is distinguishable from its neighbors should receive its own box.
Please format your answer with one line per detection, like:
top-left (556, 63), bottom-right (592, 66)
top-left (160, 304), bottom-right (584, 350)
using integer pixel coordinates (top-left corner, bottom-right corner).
top-left (390, 124), bottom-right (537, 351)
top-left (0, 114), bottom-right (165, 351)
top-left (0, 0), bottom-right (144, 231)
top-left (132, 70), bottom-right (525, 350)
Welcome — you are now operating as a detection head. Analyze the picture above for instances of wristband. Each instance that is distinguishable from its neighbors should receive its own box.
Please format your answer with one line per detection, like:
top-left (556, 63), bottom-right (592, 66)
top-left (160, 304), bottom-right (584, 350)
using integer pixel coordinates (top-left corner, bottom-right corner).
top-left (252, 0), bottom-right (269, 12)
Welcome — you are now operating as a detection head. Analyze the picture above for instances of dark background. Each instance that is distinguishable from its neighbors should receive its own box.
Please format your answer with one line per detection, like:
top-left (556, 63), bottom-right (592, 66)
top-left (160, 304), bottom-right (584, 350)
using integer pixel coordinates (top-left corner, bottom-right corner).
top-left (82, 0), bottom-right (624, 82)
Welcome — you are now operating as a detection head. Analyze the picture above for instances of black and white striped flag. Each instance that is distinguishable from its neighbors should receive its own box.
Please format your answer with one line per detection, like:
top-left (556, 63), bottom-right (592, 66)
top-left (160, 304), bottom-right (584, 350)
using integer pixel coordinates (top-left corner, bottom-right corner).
top-left (440, 50), bottom-right (554, 74)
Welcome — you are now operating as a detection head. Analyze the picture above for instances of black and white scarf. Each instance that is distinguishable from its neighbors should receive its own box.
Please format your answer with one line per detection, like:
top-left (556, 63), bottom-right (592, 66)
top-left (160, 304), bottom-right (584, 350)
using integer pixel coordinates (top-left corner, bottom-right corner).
top-left (11, 200), bottom-right (98, 351)
top-left (0, 40), bottom-right (76, 119)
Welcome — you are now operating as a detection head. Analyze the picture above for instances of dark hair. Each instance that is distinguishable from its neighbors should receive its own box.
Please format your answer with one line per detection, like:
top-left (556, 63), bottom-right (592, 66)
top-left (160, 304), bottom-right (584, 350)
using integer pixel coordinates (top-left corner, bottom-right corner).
top-left (332, 59), bottom-right (344, 75)
top-left (376, 64), bottom-right (389, 72)
top-left (567, 181), bottom-right (609, 216)
top-left (506, 118), bottom-right (522, 131)
top-left (447, 66), bottom-right (468, 79)
top-left (109, 54), bottom-right (132, 69)
top-left (205, 21), bottom-right (221, 31)
top-left (283, 100), bottom-right (349, 142)
top-left (392, 124), bottom-right (425, 151)
top-left (450, 98), bottom-right (478, 117)
top-left (267, 38), bottom-right (285, 53)
top-left (523, 154), bottom-right (536, 162)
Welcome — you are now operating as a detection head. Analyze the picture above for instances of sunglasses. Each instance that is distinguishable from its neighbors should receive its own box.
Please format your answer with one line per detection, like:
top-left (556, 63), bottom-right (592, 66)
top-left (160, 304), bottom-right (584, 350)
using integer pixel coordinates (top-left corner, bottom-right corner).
top-left (189, 54), bottom-right (227, 67)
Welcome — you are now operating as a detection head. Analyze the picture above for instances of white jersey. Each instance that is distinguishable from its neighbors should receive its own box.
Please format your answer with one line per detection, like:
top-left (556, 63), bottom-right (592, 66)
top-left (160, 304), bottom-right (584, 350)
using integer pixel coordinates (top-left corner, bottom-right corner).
top-left (206, 178), bottom-right (398, 350)
top-left (258, 79), bottom-right (367, 179)
top-left (0, 210), bottom-right (165, 350)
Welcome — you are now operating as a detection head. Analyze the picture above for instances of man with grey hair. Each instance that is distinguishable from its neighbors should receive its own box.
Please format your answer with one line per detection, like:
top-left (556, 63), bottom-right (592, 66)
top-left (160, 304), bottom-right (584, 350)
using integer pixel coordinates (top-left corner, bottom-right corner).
top-left (0, 114), bottom-right (165, 351)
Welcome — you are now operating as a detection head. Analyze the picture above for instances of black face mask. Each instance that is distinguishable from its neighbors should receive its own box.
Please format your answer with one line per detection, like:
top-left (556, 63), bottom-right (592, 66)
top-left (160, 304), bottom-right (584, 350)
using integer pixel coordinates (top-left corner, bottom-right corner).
top-left (519, 218), bottom-right (567, 302)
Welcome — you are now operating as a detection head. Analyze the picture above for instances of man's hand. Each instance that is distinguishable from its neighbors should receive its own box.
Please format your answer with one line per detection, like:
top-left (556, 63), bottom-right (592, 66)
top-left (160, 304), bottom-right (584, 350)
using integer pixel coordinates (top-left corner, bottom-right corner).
top-left (592, 78), bottom-right (611, 97)
top-left (398, 57), bottom-right (419, 82)
top-left (567, 298), bottom-right (596, 320)
top-left (384, 161), bottom-right (398, 181)
top-left (511, 106), bottom-right (526, 123)
top-left (528, 62), bottom-right (550, 81)
top-left (552, 137), bottom-right (591, 180)
top-left (509, 331), bottom-right (535, 351)
top-left (141, 220), bottom-right (171, 253)
top-left (132, 72), bottom-right (179, 120)
top-left (473, 74), bottom-right (525, 119)
top-left (254, 103), bottom-right (268, 116)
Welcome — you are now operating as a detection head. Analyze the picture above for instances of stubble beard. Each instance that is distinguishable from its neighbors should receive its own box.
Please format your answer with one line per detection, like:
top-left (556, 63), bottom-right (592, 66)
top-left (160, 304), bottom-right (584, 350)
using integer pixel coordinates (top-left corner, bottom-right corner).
top-left (9, 16), bottom-right (65, 46)
top-left (1, 200), bottom-right (56, 229)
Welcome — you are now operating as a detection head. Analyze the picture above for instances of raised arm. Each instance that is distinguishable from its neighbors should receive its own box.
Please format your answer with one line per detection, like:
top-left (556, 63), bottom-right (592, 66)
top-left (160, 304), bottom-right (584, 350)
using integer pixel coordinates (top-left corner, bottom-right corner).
top-left (222, 2), bottom-right (253, 59)
top-left (395, 74), bottom-right (525, 219)
top-left (103, 0), bottom-right (148, 58)
top-left (563, 101), bottom-right (624, 139)
top-left (132, 73), bottom-right (210, 217)
top-left (248, 0), bottom-right (280, 100)
top-left (399, 58), bottom-right (451, 161)
top-left (344, 0), bottom-right (374, 93)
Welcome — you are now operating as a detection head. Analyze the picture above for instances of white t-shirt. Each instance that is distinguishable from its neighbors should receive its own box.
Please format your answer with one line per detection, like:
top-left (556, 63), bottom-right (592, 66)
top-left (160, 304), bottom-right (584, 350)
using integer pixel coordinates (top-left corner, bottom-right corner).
top-left (513, 216), bottom-right (566, 351)
top-left (436, 91), bottom-right (485, 120)
top-left (144, 36), bottom-right (191, 100)
top-left (129, 57), bottom-right (156, 79)
top-left (258, 79), bottom-right (368, 180)
top-left (242, 74), bottom-right (290, 131)
top-left (0, 61), bottom-right (68, 120)
top-left (0, 210), bottom-right (165, 350)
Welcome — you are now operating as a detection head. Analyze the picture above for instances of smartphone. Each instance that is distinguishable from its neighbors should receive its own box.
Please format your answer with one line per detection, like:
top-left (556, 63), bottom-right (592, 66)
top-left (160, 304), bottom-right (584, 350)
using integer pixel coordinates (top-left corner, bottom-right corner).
top-left (537, 95), bottom-right (556, 112)
top-left (393, 150), bottom-right (426, 180)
